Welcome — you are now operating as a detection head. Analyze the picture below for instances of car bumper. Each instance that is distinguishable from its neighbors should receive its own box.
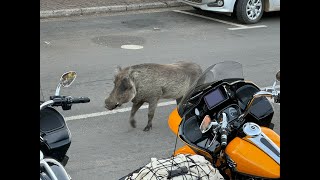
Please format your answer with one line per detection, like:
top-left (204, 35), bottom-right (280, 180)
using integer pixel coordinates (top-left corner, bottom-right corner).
top-left (178, 0), bottom-right (235, 13)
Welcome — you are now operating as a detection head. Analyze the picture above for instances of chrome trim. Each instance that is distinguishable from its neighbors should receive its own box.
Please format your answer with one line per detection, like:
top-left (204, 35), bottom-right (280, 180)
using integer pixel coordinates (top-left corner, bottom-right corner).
top-left (207, 133), bottom-right (217, 148)
top-left (244, 124), bottom-right (280, 164)
top-left (221, 113), bottom-right (228, 128)
top-left (226, 155), bottom-right (237, 169)
top-left (243, 123), bottom-right (261, 137)
top-left (40, 151), bottom-right (44, 160)
top-left (40, 158), bottom-right (71, 180)
top-left (253, 91), bottom-right (273, 98)
top-left (40, 100), bottom-right (54, 111)
top-left (55, 83), bottom-right (62, 96)
top-left (40, 159), bottom-right (58, 180)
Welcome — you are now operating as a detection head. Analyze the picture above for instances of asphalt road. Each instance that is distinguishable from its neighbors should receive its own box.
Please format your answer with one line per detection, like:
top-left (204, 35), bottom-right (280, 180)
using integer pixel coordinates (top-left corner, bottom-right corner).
top-left (40, 7), bottom-right (280, 180)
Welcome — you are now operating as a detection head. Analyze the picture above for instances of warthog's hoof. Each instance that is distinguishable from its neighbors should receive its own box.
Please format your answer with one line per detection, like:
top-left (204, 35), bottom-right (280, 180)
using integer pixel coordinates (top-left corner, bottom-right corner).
top-left (130, 120), bottom-right (136, 128)
top-left (143, 125), bottom-right (152, 131)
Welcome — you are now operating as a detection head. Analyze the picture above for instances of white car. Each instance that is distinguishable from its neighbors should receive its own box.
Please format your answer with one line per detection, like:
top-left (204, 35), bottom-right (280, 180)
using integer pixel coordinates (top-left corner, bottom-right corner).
top-left (178, 0), bottom-right (280, 24)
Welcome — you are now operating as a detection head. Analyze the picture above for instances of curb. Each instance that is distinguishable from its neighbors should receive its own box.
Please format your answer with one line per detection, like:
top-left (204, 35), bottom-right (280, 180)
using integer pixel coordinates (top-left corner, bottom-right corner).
top-left (40, 1), bottom-right (186, 19)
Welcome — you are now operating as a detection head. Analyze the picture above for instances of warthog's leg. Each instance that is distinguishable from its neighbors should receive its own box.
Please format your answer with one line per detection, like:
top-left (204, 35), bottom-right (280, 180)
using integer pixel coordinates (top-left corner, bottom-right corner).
top-left (143, 100), bottom-right (158, 131)
top-left (130, 101), bottom-right (144, 128)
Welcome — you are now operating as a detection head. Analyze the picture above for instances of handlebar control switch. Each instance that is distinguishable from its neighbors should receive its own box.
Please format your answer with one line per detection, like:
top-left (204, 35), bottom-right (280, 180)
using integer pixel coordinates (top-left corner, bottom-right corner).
top-left (62, 103), bottom-right (72, 110)
top-left (62, 96), bottom-right (72, 110)
top-left (220, 129), bottom-right (228, 147)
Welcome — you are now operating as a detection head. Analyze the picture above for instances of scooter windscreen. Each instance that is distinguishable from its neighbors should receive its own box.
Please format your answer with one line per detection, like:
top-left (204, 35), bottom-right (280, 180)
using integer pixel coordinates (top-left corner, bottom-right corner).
top-left (40, 107), bottom-right (65, 132)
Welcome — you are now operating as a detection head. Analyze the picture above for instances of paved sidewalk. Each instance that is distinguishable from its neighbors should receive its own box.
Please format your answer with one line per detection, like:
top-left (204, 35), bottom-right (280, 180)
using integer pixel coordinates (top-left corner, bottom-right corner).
top-left (40, 0), bottom-right (186, 18)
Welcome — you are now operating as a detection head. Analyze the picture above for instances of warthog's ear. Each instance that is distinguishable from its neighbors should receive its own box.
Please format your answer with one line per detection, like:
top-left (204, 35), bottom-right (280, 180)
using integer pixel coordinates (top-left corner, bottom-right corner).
top-left (128, 68), bottom-right (139, 81)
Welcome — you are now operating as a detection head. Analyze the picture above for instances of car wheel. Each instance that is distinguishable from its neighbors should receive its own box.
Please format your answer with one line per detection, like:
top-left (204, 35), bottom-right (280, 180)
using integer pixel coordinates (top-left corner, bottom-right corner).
top-left (235, 0), bottom-right (264, 24)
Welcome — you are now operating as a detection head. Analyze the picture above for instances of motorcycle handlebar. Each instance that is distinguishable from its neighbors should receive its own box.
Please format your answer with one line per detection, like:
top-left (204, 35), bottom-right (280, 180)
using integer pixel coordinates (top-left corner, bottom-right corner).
top-left (49, 96), bottom-right (90, 107)
top-left (70, 97), bottom-right (90, 104)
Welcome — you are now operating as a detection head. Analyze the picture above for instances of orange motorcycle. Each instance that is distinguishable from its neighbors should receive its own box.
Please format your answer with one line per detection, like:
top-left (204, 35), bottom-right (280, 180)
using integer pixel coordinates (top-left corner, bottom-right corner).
top-left (168, 61), bottom-right (280, 179)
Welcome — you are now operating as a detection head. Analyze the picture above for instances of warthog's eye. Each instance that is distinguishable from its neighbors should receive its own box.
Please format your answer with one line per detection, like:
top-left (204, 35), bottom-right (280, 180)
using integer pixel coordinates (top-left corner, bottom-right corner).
top-left (119, 78), bottom-right (131, 92)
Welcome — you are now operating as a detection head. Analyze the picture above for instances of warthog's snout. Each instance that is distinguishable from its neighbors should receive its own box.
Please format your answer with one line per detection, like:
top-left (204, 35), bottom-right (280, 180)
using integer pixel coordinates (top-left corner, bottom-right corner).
top-left (105, 99), bottom-right (120, 110)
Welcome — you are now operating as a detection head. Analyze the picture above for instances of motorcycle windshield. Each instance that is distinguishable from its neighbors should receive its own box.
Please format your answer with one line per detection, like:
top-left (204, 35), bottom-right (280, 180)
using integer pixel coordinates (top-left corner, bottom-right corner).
top-left (178, 61), bottom-right (244, 115)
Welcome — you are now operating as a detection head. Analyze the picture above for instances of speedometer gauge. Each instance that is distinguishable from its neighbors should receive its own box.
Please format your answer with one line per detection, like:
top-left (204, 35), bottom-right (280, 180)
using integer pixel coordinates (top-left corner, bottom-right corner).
top-left (229, 107), bottom-right (238, 118)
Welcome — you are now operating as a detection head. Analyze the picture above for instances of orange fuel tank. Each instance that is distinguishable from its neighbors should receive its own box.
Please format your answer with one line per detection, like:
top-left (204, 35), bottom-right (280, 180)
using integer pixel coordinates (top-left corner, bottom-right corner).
top-left (225, 128), bottom-right (280, 178)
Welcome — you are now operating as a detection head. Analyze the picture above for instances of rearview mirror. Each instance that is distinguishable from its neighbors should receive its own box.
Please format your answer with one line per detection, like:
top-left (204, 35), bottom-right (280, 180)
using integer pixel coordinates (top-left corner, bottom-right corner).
top-left (55, 71), bottom-right (77, 96)
top-left (200, 115), bottom-right (212, 133)
top-left (200, 115), bottom-right (217, 133)
top-left (60, 71), bottom-right (77, 87)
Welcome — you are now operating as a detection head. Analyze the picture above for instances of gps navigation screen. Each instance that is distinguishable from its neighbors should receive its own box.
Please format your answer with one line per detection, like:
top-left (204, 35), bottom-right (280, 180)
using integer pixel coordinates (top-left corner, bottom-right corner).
top-left (204, 88), bottom-right (226, 109)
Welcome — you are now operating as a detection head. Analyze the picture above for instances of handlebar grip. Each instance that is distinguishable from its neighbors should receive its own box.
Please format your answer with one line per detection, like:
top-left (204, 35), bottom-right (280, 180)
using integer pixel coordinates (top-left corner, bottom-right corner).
top-left (71, 97), bottom-right (90, 104)
top-left (221, 128), bottom-right (228, 147)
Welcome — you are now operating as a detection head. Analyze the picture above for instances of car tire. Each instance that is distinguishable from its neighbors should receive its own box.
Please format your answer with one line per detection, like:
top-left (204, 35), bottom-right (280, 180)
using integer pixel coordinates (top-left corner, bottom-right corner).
top-left (235, 0), bottom-right (264, 24)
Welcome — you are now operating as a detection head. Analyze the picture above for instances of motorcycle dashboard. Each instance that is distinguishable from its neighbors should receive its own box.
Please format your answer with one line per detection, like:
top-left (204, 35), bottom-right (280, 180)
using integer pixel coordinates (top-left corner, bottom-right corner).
top-left (179, 83), bottom-right (244, 153)
top-left (216, 105), bottom-right (241, 123)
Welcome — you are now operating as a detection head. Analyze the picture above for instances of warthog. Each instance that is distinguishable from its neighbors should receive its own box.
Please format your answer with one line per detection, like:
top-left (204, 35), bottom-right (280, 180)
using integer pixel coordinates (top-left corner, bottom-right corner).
top-left (105, 61), bottom-right (202, 131)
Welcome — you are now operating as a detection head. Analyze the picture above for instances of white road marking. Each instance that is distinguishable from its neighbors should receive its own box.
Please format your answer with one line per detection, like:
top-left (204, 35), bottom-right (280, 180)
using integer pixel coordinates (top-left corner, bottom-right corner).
top-left (65, 85), bottom-right (280, 121)
top-left (66, 101), bottom-right (176, 121)
top-left (121, 45), bottom-right (144, 50)
top-left (173, 10), bottom-right (245, 27)
top-left (228, 25), bottom-right (267, 30)
top-left (172, 10), bottom-right (267, 30)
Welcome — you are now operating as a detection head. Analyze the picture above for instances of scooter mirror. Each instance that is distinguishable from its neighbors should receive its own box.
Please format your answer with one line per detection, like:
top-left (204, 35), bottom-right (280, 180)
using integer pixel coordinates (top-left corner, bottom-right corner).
top-left (60, 71), bottom-right (77, 87)
top-left (200, 115), bottom-right (213, 133)
top-left (276, 71), bottom-right (280, 81)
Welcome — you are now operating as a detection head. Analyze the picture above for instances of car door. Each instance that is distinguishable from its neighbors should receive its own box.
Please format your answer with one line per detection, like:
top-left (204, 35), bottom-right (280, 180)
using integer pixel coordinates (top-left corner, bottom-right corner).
top-left (271, 0), bottom-right (280, 11)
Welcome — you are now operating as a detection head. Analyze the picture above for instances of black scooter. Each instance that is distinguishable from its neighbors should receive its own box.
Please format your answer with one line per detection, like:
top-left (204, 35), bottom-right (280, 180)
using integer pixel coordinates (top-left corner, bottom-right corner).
top-left (40, 71), bottom-right (90, 179)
